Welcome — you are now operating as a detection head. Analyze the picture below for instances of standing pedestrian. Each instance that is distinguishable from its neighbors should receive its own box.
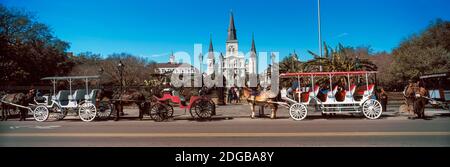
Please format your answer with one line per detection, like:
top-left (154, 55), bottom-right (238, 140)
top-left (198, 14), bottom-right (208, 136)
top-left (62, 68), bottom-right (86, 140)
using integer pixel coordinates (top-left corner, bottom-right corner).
top-left (227, 88), bottom-right (233, 104)
top-left (235, 87), bottom-right (240, 103)
top-left (231, 86), bottom-right (236, 103)
top-left (378, 88), bottom-right (388, 112)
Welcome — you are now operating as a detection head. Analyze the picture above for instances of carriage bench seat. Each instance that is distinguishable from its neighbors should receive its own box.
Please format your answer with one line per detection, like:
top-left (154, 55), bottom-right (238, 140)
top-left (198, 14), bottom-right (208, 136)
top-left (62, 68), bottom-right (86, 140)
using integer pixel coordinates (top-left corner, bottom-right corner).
top-left (71, 89), bottom-right (86, 103)
top-left (55, 90), bottom-right (71, 106)
top-left (343, 85), bottom-right (357, 97)
top-left (356, 84), bottom-right (375, 96)
top-left (85, 89), bottom-right (99, 103)
top-left (322, 86), bottom-right (338, 102)
top-left (298, 85), bottom-right (320, 102)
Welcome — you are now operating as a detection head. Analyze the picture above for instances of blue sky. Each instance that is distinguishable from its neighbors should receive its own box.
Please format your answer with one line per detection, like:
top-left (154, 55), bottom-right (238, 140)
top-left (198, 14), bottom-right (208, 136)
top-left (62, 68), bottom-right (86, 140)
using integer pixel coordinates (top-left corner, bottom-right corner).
top-left (2, 0), bottom-right (450, 66)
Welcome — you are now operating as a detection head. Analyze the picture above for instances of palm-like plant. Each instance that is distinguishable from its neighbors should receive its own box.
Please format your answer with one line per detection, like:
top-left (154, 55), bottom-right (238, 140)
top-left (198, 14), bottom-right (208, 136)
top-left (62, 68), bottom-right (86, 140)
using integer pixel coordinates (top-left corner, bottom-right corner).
top-left (305, 42), bottom-right (377, 72)
top-left (279, 51), bottom-right (304, 73)
top-left (279, 51), bottom-right (305, 87)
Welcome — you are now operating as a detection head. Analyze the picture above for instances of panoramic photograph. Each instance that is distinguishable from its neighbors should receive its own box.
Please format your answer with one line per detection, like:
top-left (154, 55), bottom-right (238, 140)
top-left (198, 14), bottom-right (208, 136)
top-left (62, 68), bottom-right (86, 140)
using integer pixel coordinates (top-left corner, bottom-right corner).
top-left (1, 0), bottom-right (449, 153)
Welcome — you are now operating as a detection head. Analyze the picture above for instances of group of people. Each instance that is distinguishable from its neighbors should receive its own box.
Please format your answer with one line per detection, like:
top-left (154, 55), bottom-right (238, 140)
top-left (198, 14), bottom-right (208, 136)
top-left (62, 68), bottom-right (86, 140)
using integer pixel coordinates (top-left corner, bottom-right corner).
top-left (227, 86), bottom-right (241, 104)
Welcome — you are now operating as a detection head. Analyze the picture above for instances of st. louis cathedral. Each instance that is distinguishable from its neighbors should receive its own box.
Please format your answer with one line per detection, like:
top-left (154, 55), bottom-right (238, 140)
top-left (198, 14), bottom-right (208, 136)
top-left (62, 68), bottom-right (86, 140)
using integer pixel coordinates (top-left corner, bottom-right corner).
top-left (203, 12), bottom-right (258, 87)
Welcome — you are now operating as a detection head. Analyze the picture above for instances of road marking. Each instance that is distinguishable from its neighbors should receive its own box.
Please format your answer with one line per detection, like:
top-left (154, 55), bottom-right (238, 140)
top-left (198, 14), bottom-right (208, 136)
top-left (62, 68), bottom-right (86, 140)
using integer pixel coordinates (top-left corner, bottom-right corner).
top-left (1, 132), bottom-right (450, 137)
top-left (9, 125), bottom-right (61, 129)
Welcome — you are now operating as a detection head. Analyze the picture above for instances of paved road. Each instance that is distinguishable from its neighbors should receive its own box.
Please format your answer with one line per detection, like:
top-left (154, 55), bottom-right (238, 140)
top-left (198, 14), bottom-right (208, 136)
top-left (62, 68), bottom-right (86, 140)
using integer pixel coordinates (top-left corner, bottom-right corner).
top-left (1, 103), bottom-right (449, 147)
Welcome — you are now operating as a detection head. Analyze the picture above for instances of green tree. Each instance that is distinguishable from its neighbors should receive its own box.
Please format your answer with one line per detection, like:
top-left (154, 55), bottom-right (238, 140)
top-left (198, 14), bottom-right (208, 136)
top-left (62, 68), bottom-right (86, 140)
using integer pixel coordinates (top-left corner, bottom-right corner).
top-left (0, 5), bottom-right (73, 84)
top-left (384, 19), bottom-right (450, 90)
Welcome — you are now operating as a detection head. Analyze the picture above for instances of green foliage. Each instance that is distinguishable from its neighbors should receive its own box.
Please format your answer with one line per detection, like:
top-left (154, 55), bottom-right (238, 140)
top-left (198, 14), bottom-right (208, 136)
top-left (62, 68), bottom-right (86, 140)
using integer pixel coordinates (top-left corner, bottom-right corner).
top-left (384, 19), bottom-right (450, 90)
top-left (69, 52), bottom-right (159, 87)
top-left (279, 52), bottom-right (305, 87)
top-left (305, 42), bottom-right (377, 72)
top-left (0, 5), bottom-right (73, 84)
top-left (279, 51), bottom-right (304, 73)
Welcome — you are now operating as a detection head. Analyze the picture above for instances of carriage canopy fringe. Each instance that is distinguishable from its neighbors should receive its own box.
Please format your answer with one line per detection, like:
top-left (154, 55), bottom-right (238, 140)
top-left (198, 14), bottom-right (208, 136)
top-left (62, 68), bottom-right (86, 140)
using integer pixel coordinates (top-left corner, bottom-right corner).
top-left (280, 71), bottom-right (378, 78)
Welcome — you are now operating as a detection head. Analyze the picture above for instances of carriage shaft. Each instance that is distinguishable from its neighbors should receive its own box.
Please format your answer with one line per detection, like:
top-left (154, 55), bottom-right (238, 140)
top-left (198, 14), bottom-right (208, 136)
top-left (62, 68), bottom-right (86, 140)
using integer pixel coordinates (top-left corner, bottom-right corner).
top-left (0, 100), bottom-right (32, 111)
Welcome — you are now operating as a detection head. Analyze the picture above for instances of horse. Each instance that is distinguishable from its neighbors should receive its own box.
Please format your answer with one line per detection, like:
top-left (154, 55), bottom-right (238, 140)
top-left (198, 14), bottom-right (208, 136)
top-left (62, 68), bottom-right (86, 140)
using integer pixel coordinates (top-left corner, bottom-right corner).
top-left (1, 89), bottom-right (36, 121)
top-left (110, 89), bottom-right (148, 121)
top-left (404, 82), bottom-right (429, 118)
top-left (242, 86), bottom-right (280, 119)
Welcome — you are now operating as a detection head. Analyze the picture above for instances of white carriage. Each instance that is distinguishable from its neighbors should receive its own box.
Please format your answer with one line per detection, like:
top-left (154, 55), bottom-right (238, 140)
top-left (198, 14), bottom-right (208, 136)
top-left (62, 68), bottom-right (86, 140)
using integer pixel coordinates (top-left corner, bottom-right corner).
top-left (279, 71), bottom-right (382, 121)
top-left (32, 76), bottom-right (100, 122)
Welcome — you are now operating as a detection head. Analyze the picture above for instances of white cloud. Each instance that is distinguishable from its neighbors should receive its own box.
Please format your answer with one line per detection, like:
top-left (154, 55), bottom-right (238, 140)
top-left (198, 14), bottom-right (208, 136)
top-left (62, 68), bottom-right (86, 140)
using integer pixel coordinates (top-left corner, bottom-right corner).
top-left (146, 52), bottom-right (171, 58)
top-left (336, 33), bottom-right (349, 38)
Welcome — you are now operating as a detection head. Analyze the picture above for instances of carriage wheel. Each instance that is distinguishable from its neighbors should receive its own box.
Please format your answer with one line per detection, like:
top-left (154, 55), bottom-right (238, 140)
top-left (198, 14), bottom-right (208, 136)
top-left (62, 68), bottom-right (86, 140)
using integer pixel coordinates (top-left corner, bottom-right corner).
top-left (362, 99), bottom-right (382, 119)
top-left (442, 103), bottom-right (449, 111)
top-left (289, 103), bottom-right (308, 121)
top-left (209, 100), bottom-right (216, 116)
top-left (189, 105), bottom-right (197, 119)
top-left (96, 101), bottom-right (113, 120)
top-left (33, 105), bottom-right (49, 122)
top-left (150, 103), bottom-right (169, 122)
top-left (79, 102), bottom-right (97, 122)
top-left (52, 105), bottom-right (67, 120)
top-left (192, 99), bottom-right (214, 120)
top-left (167, 105), bottom-right (174, 117)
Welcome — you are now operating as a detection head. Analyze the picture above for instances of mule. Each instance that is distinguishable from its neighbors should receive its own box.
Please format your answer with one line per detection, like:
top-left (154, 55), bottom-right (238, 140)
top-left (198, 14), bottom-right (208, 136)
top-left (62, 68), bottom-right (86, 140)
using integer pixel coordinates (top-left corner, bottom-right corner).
top-left (404, 82), bottom-right (429, 118)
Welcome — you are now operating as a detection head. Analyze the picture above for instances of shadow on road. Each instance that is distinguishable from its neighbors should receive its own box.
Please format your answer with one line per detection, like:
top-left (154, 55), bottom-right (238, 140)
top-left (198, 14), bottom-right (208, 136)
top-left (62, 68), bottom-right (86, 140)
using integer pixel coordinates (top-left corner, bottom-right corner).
top-left (406, 113), bottom-right (450, 121)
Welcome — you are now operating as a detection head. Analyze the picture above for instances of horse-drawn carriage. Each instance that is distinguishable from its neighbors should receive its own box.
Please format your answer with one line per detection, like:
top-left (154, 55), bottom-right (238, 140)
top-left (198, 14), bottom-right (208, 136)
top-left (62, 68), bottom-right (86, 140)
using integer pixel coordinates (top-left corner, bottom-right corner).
top-left (277, 71), bottom-right (382, 121)
top-left (31, 76), bottom-right (111, 122)
top-left (149, 87), bottom-right (216, 121)
top-left (419, 72), bottom-right (450, 110)
top-left (1, 76), bottom-right (109, 122)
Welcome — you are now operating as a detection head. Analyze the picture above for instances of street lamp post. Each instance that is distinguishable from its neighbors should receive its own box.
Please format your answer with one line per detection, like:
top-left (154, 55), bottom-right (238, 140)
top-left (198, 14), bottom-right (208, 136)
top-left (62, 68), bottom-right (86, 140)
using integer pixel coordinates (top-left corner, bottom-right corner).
top-left (98, 67), bottom-right (104, 76)
top-left (97, 67), bottom-right (104, 88)
top-left (117, 61), bottom-right (125, 95)
top-left (116, 61), bottom-right (125, 118)
top-left (318, 0), bottom-right (323, 72)
top-left (217, 55), bottom-right (226, 106)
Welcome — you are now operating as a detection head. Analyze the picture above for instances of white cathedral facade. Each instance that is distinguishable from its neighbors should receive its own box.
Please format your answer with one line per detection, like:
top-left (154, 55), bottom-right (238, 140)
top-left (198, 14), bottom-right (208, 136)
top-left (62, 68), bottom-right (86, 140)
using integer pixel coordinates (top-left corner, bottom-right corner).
top-left (204, 12), bottom-right (258, 87)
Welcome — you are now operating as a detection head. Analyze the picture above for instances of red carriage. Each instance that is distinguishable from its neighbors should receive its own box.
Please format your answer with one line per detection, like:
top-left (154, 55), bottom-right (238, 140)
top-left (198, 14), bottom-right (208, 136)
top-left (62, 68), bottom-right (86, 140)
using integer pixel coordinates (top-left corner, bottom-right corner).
top-left (150, 87), bottom-right (216, 121)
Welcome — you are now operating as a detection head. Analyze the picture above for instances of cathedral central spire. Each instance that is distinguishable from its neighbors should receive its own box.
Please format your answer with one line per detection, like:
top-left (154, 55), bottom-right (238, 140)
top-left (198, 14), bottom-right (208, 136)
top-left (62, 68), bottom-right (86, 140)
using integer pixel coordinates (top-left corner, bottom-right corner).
top-left (250, 33), bottom-right (256, 54)
top-left (208, 34), bottom-right (214, 59)
top-left (227, 11), bottom-right (237, 41)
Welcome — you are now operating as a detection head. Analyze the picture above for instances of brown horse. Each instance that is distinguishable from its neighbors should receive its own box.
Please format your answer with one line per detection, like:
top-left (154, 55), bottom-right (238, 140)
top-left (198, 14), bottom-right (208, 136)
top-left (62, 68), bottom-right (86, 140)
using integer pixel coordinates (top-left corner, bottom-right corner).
top-left (111, 89), bottom-right (148, 121)
top-left (242, 87), bottom-right (279, 119)
top-left (1, 89), bottom-right (36, 121)
top-left (404, 82), bottom-right (429, 118)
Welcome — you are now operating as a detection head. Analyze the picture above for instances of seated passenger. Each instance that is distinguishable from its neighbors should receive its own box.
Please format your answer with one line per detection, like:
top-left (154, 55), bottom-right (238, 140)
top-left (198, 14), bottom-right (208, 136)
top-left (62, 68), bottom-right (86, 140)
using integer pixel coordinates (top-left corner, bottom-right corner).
top-left (34, 89), bottom-right (46, 103)
top-left (318, 85), bottom-right (329, 102)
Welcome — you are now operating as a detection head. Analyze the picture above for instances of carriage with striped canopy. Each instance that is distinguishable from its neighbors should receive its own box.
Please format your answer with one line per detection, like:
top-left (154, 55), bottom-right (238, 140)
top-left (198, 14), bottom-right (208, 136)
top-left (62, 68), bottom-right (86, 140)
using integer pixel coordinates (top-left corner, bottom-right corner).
top-left (278, 71), bottom-right (382, 121)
